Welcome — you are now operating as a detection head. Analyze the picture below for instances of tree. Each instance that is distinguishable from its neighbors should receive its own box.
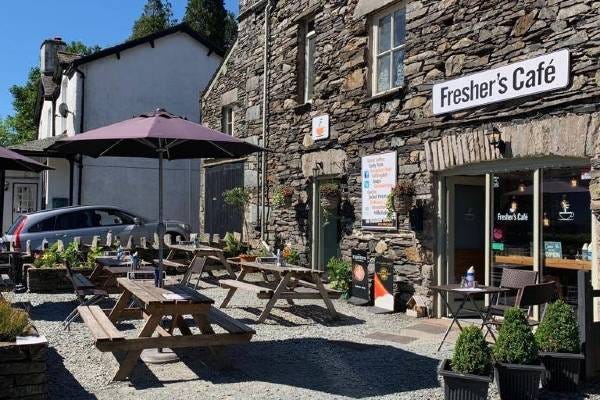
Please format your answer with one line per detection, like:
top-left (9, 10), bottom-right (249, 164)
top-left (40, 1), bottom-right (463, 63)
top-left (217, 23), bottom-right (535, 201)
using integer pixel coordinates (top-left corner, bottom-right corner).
top-left (183, 0), bottom-right (238, 50)
top-left (0, 41), bottom-right (101, 146)
top-left (65, 41), bottom-right (101, 56)
top-left (131, 0), bottom-right (176, 40)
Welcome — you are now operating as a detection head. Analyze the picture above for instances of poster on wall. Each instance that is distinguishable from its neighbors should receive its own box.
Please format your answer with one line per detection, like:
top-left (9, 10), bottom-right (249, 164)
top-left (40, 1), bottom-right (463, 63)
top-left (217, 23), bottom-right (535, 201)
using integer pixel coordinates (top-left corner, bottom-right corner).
top-left (374, 257), bottom-right (395, 312)
top-left (361, 151), bottom-right (397, 230)
top-left (349, 249), bottom-right (370, 305)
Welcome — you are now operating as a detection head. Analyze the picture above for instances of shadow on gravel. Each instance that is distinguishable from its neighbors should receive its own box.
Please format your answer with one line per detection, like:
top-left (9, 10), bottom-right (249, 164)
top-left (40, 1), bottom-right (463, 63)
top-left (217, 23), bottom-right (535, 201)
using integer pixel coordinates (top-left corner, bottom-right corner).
top-left (236, 305), bottom-right (365, 327)
top-left (150, 338), bottom-right (440, 398)
top-left (29, 298), bottom-right (116, 322)
top-left (48, 347), bottom-right (97, 400)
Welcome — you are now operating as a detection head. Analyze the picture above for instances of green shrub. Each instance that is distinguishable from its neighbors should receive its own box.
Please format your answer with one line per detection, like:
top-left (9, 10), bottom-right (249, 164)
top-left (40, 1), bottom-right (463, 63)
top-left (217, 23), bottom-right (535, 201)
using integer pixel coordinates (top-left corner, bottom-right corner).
top-left (327, 257), bottom-right (352, 294)
top-left (535, 300), bottom-right (580, 354)
top-left (223, 232), bottom-right (242, 258)
top-left (0, 301), bottom-right (30, 342)
top-left (33, 242), bottom-right (88, 269)
top-left (451, 326), bottom-right (492, 376)
top-left (33, 243), bottom-right (62, 268)
top-left (223, 187), bottom-right (250, 209)
top-left (493, 307), bottom-right (538, 365)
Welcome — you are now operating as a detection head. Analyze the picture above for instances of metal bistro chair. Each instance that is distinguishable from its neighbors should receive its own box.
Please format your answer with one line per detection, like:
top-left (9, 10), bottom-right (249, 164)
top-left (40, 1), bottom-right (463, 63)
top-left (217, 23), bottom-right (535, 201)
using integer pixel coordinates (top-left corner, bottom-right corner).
top-left (485, 268), bottom-right (539, 317)
top-left (517, 281), bottom-right (559, 325)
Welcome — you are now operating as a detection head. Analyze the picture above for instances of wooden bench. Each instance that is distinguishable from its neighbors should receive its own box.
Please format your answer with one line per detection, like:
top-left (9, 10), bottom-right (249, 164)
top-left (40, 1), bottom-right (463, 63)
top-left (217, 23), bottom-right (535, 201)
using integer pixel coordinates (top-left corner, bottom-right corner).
top-left (153, 258), bottom-right (188, 272)
top-left (78, 305), bottom-right (125, 343)
top-left (220, 279), bottom-right (274, 299)
top-left (208, 307), bottom-right (256, 335)
top-left (71, 273), bottom-right (96, 290)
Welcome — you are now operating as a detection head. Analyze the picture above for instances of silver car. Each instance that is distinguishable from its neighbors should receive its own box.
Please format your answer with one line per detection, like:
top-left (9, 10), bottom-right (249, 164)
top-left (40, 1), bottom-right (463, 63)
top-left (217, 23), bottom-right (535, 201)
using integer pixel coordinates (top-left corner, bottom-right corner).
top-left (3, 205), bottom-right (191, 250)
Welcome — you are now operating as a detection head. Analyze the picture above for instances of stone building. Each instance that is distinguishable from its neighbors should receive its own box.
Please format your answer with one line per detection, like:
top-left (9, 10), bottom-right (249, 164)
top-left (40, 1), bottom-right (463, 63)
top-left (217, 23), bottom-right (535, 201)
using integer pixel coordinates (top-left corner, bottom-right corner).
top-left (202, 0), bottom-right (600, 314)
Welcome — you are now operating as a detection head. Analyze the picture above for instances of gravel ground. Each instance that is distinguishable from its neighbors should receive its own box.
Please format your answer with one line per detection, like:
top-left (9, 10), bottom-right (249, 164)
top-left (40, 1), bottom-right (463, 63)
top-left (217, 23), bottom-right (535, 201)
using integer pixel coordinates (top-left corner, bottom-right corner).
top-left (5, 275), bottom-right (600, 400)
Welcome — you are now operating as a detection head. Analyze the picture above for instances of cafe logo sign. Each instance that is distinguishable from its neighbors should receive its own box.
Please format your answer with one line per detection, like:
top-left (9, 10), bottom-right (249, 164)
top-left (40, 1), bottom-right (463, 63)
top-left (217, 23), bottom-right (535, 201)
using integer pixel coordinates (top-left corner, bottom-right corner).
top-left (433, 49), bottom-right (570, 115)
top-left (497, 212), bottom-right (529, 222)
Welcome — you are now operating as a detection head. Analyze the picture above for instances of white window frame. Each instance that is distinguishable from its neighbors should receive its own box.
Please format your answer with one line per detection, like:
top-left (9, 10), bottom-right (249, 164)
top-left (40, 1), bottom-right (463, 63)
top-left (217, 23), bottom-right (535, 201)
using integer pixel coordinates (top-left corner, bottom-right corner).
top-left (222, 106), bottom-right (234, 136)
top-left (371, 2), bottom-right (406, 95)
top-left (303, 18), bottom-right (316, 103)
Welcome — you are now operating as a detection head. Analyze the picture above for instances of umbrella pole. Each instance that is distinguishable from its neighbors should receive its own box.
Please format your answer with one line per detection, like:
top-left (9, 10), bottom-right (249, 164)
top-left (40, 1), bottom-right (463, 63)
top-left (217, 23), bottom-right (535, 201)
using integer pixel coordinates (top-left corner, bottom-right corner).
top-left (157, 148), bottom-right (165, 287)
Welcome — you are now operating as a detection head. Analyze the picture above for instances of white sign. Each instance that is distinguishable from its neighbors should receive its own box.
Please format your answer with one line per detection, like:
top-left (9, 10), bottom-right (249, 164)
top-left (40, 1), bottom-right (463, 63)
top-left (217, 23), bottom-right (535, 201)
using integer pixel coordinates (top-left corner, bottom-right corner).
top-left (433, 49), bottom-right (570, 115)
top-left (312, 115), bottom-right (329, 141)
top-left (361, 151), bottom-right (397, 230)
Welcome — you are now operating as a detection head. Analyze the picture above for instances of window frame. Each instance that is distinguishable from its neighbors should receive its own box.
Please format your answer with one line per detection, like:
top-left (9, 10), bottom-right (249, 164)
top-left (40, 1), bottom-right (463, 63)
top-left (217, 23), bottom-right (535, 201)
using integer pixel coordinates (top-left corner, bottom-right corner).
top-left (303, 17), bottom-right (316, 103)
top-left (370, 2), bottom-right (407, 96)
top-left (221, 106), bottom-right (234, 136)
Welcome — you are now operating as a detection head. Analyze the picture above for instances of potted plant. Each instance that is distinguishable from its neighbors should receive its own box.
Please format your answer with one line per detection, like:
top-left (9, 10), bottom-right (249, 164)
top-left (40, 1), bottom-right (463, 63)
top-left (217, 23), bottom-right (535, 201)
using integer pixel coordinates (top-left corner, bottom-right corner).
top-left (327, 257), bottom-right (351, 298)
top-left (282, 246), bottom-right (300, 265)
top-left (272, 186), bottom-right (294, 208)
top-left (320, 183), bottom-right (341, 211)
top-left (0, 300), bottom-right (49, 398)
top-left (223, 186), bottom-right (251, 240)
top-left (535, 299), bottom-right (584, 392)
top-left (493, 307), bottom-right (544, 400)
top-left (438, 326), bottom-right (492, 400)
top-left (387, 180), bottom-right (415, 216)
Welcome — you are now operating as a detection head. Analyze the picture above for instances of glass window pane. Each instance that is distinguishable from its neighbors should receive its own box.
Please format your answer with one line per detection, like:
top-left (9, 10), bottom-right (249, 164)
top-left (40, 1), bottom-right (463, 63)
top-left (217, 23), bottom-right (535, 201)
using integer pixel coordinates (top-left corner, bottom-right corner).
top-left (377, 15), bottom-right (391, 53)
top-left (492, 172), bottom-right (534, 289)
top-left (394, 10), bottom-right (406, 47)
top-left (542, 167), bottom-right (591, 306)
top-left (305, 35), bottom-right (315, 101)
top-left (377, 54), bottom-right (390, 93)
top-left (392, 49), bottom-right (405, 88)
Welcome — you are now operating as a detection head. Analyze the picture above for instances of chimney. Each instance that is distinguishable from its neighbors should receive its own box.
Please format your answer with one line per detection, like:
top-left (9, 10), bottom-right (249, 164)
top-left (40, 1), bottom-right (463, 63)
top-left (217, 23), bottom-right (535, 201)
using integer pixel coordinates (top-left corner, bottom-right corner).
top-left (40, 37), bottom-right (66, 75)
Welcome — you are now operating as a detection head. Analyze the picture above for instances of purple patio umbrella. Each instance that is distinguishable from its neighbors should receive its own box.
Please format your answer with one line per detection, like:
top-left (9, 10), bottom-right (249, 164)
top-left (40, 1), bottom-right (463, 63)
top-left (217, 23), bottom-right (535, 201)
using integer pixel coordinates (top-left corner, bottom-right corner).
top-left (48, 109), bottom-right (264, 286)
top-left (0, 145), bottom-right (52, 172)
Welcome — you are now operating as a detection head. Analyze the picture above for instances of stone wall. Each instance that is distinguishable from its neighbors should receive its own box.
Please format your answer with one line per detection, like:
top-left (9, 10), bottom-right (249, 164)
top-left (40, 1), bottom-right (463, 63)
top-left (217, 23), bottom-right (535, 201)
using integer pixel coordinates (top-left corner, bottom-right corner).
top-left (0, 341), bottom-right (48, 399)
top-left (25, 266), bottom-right (94, 293)
top-left (203, 0), bottom-right (600, 308)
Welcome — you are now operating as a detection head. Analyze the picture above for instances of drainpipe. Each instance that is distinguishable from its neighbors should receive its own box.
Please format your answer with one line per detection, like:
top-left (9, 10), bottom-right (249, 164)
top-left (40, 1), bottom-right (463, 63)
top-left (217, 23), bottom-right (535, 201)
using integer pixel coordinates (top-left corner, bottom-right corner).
top-left (75, 67), bottom-right (85, 205)
top-left (260, 0), bottom-right (272, 240)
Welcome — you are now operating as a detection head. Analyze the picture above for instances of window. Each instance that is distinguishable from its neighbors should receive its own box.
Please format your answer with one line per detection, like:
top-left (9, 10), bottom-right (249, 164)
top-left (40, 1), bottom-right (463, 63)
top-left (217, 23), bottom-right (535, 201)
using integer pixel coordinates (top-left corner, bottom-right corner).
top-left (221, 107), bottom-right (234, 135)
top-left (91, 209), bottom-right (134, 227)
top-left (55, 211), bottom-right (92, 231)
top-left (303, 18), bottom-right (316, 103)
top-left (26, 217), bottom-right (56, 233)
top-left (372, 4), bottom-right (406, 94)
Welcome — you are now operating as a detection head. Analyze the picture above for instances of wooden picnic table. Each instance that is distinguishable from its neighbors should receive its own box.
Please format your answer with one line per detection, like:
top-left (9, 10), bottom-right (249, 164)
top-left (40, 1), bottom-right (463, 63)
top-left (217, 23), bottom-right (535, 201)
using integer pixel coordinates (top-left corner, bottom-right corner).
top-left (220, 261), bottom-right (340, 323)
top-left (78, 278), bottom-right (254, 381)
top-left (90, 256), bottom-right (152, 290)
top-left (167, 243), bottom-right (236, 279)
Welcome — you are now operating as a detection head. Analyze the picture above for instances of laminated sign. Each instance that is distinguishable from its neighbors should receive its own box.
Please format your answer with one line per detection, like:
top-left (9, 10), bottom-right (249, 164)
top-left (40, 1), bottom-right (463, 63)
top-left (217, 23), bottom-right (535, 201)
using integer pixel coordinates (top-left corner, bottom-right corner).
top-left (433, 49), bottom-right (570, 115)
top-left (374, 257), bottom-right (394, 311)
top-left (350, 249), bottom-right (370, 303)
top-left (361, 151), bottom-right (397, 230)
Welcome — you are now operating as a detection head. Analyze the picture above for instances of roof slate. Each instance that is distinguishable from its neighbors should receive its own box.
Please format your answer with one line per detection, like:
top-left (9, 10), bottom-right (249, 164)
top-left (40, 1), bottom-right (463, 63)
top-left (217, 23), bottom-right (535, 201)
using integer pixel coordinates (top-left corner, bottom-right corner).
top-left (9, 134), bottom-right (68, 156)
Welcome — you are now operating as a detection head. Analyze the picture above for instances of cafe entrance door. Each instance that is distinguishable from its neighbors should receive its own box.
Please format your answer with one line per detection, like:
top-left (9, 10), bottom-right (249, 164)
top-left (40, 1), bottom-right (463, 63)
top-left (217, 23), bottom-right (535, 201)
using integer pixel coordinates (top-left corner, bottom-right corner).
top-left (446, 176), bottom-right (487, 316)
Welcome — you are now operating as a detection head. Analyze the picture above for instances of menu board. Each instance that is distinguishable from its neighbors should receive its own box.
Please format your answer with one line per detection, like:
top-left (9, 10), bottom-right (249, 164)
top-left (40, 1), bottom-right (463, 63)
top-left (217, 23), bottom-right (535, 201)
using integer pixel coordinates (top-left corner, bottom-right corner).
top-left (350, 249), bottom-right (370, 303)
top-left (361, 151), bottom-right (397, 230)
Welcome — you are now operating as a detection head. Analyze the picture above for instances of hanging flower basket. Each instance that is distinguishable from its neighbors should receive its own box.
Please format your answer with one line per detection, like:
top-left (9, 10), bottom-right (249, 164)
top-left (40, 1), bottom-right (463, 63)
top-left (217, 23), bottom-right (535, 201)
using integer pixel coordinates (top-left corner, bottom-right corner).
top-left (320, 183), bottom-right (341, 211)
top-left (272, 186), bottom-right (294, 209)
top-left (389, 180), bottom-right (415, 215)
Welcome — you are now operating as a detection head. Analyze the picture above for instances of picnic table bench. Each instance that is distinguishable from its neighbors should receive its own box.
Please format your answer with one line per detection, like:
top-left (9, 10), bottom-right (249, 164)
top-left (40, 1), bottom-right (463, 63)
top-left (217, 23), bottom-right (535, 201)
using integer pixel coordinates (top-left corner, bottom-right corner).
top-left (79, 278), bottom-right (254, 381)
top-left (220, 261), bottom-right (341, 323)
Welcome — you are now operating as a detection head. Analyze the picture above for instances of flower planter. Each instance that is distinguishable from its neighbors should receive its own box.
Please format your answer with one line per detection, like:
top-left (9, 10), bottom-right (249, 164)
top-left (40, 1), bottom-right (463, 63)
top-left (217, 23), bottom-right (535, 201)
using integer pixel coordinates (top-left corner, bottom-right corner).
top-left (438, 359), bottom-right (492, 400)
top-left (494, 362), bottom-right (544, 400)
top-left (25, 264), bottom-right (94, 293)
top-left (0, 332), bottom-right (48, 399)
top-left (393, 195), bottom-right (413, 214)
top-left (540, 351), bottom-right (584, 392)
top-left (239, 254), bottom-right (257, 263)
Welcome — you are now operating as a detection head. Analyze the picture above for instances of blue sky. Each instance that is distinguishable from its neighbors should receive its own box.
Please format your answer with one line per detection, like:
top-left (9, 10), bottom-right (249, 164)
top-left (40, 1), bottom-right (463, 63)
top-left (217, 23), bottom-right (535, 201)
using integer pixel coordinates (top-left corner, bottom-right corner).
top-left (0, 0), bottom-right (238, 119)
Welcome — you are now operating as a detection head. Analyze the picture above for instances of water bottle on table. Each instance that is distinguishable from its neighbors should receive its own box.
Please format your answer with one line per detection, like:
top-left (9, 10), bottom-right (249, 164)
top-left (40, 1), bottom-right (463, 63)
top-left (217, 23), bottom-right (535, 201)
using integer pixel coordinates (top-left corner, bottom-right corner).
top-left (466, 266), bottom-right (475, 288)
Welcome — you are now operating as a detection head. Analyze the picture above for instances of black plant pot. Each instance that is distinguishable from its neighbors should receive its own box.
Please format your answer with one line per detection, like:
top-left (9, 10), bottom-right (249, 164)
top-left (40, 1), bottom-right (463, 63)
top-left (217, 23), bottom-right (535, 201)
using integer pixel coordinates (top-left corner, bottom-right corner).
top-left (540, 351), bottom-right (584, 392)
top-left (438, 359), bottom-right (492, 400)
top-left (494, 362), bottom-right (544, 400)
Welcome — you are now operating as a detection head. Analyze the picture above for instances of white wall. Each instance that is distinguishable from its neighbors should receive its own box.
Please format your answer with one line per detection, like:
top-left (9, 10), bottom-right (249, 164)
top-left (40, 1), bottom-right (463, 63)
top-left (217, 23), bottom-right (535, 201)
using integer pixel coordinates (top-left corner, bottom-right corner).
top-left (50, 32), bottom-right (221, 230)
top-left (38, 101), bottom-right (53, 139)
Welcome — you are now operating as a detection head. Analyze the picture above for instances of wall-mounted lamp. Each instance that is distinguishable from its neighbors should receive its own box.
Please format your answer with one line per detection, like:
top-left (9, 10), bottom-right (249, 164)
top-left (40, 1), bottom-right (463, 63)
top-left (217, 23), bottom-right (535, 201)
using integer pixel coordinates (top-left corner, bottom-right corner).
top-left (570, 177), bottom-right (578, 187)
top-left (518, 181), bottom-right (526, 192)
top-left (487, 124), bottom-right (506, 156)
top-left (543, 212), bottom-right (550, 227)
